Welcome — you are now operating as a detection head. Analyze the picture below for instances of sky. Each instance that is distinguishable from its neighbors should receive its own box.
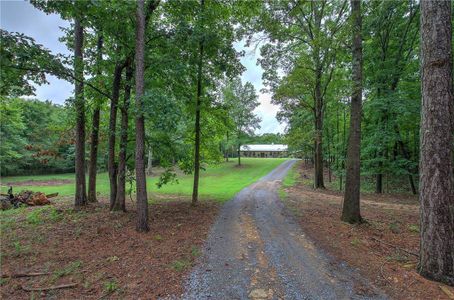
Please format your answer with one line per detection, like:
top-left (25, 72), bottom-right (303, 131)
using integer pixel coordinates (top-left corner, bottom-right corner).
top-left (1, 0), bottom-right (285, 134)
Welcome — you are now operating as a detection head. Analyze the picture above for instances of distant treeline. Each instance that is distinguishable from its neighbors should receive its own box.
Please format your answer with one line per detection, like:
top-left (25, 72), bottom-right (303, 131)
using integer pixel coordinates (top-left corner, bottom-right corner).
top-left (1, 98), bottom-right (75, 176)
top-left (0, 97), bottom-right (285, 176)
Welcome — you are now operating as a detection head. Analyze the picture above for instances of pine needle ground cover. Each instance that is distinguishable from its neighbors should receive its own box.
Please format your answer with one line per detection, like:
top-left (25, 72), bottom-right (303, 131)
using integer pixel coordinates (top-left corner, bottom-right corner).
top-left (280, 161), bottom-right (454, 300)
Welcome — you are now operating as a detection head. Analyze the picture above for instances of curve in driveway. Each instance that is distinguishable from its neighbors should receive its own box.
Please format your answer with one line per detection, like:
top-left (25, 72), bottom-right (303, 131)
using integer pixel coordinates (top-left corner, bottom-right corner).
top-left (184, 160), bottom-right (386, 300)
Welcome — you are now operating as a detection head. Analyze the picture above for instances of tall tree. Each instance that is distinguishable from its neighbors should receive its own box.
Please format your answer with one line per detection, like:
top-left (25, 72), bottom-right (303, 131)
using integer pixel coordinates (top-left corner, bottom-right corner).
top-left (223, 79), bottom-right (261, 166)
top-left (114, 62), bottom-right (133, 212)
top-left (341, 0), bottom-right (362, 224)
top-left (135, 0), bottom-right (149, 232)
top-left (259, 0), bottom-right (349, 189)
top-left (87, 33), bottom-right (103, 203)
top-left (362, 0), bottom-right (419, 194)
top-left (418, 0), bottom-right (454, 285)
top-left (108, 61), bottom-right (124, 210)
top-left (191, 0), bottom-right (205, 206)
top-left (74, 17), bottom-right (87, 207)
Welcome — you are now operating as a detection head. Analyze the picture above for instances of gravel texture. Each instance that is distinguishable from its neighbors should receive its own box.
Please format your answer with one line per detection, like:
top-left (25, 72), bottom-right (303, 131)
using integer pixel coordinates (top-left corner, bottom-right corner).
top-left (184, 160), bottom-right (387, 300)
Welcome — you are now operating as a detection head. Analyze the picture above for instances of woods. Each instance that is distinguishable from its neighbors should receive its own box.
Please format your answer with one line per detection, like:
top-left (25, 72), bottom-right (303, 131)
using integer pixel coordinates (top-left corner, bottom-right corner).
top-left (1, 0), bottom-right (453, 295)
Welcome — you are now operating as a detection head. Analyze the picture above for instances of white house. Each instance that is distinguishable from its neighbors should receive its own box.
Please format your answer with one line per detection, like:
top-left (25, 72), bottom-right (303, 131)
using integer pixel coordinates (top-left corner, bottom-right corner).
top-left (240, 144), bottom-right (288, 158)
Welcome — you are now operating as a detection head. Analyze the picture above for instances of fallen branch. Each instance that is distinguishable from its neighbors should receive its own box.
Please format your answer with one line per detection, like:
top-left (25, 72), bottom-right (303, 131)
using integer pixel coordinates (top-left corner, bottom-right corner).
top-left (371, 237), bottom-right (419, 257)
top-left (21, 283), bottom-right (77, 292)
top-left (45, 193), bottom-right (59, 198)
top-left (1, 272), bottom-right (49, 278)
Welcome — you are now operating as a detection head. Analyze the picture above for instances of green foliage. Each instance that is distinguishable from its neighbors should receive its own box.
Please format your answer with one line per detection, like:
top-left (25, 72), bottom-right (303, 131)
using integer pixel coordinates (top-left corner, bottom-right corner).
top-left (26, 207), bottom-right (62, 225)
top-left (0, 98), bottom-right (73, 176)
top-left (12, 241), bottom-right (31, 257)
top-left (408, 224), bottom-right (419, 233)
top-left (103, 279), bottom-right (119, 293)
top-left (350, 238), bottom-right (361, 247)
top-left (0, 30), bottom-right (67, 97)
top-left (389, 222), bottom-right (402, 234)
top-left (170, 259), bottom-right (190, 272)
top-left (191, 245), bottom-right (201, 257)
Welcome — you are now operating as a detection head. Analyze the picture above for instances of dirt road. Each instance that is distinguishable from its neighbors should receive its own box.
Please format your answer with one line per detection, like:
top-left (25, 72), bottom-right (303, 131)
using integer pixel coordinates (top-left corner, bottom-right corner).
top-left (184, 160), bottom-right (386, 299)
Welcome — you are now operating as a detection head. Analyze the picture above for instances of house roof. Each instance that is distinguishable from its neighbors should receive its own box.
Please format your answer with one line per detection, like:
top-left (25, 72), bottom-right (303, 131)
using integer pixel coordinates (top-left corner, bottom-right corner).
top-left (240, 144), bottom-right (288, 152)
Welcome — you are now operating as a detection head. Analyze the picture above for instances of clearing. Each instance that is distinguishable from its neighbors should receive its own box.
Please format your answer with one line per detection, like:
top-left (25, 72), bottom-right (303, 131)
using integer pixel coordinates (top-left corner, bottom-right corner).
top-left (1, 158), bottom-right (287, 201)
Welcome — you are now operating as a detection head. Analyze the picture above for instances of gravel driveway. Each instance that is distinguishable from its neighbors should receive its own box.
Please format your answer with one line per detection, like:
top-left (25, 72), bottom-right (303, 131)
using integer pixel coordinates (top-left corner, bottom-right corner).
top-left (184, 160), bottom-right (386, 300)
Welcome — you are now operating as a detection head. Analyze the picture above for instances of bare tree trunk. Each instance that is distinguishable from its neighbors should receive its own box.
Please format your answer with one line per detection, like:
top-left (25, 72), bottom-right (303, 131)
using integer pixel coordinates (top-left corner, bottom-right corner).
top-left (225, 131), bottom-right (229, 162)
top-left (191, 0), bottom-right (205, 206)
top-left (375, 172), bottom-right (383, 193)
top-left (108, 63), bottom-right (123, 210)
top-left (146, 148), bottom-right (152, 176)
top-left (113, 62), bottom-right (133, 212)
top-left (237, 141), bottom-right (241, 166)
top-left (419, 0), bottom-right (454, 285)
top-left (135, 0), bottom-right (149, 232)
top-left (339, 106), bottom-right (347, 191)
top-left (88, 33), bottom-right (103, 203)
top-left (342, 0), bottom-right (363, 224)
top-left (314, 78), bottom-right (325, 189)
top-left (327, 127), bottom-right (332, 183)
top-left (74, 18), bottom-right (87, 207)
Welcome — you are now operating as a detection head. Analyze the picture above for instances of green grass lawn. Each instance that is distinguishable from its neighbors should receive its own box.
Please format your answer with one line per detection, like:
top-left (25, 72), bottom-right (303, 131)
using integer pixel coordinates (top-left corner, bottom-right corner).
top-left (1, 158), bottom-right (288, 202)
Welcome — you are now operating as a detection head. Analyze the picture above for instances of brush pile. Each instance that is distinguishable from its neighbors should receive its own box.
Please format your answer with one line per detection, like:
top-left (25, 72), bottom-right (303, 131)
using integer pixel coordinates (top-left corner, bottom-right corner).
top-left (0, 187), bottom-right (57, 210)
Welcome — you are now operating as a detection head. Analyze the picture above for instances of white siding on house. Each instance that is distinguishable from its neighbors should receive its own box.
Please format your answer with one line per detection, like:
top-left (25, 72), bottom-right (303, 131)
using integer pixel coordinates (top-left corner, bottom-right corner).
top-left (240, 144), bottom-right (288, 158)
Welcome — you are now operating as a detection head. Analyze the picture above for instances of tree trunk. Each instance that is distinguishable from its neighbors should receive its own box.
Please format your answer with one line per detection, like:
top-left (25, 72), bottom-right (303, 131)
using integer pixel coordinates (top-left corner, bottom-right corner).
top-left (108, 63), bottom-right (123, 210)
top-left (375, 172), bottom-right (383, 194)
top-left (397, 138), bottom-right (417, 195)
top-left (237, 141), bottom-right (241, 166)
top-left (339, 105), bottom-right (347, 191)
top-left (74, 18), bottom-right (87, 207)
top-left (314, 74), bottom-right (325, 189)
top-left (419, 0), bottom-right (454, 285)
top-left (191, 0), bottom-right (205, 206)
top-left (113, 62), bottom-right (133, 212)
top-left (225, 131), bottom-right (229, 162)
top-left (88, 33), bottom-right (103, 203)
top-left (136, 0), bottom-right (150, 232)
top-left (327, 127), bottom-right (332, 183)
top-left (146, 148), bottom-right (152, 176)
top-left (135, 0), bottom-right (149, 232)
top-left (342, 0), bottom-right (363, 224)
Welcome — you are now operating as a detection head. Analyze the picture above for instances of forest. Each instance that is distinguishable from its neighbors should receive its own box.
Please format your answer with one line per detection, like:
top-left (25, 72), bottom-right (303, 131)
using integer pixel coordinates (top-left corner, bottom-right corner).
top-left (0, 0), bottom-right (453, 299)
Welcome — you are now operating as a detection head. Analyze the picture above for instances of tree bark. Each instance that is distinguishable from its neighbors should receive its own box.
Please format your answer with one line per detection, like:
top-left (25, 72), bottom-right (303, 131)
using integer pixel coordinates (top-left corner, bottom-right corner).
top-left (107, 62), bottom-right (123, 209)
top-left (237, 141), bottom-right (241, 166)
top-left (146, 148), bottom-right (152, 176)
top-left (418, 0), bottom-right (454, 285)
top-left (314, 98), bottom-right (324, 188)
top-left (108, 62), bottom-right (123, 210)
top-left (225, 131), bottom-right (229, 162)
top-left (341, 0), bottom-right (363, 224)
top-left (135, 0), bottom-right (149, 232)
top-left (88, 33), bottom-right (103, 203)
top-left (113, 62), bottom-right (133, 212)
top-left (191, 0), bottom-right (205, 206)
top-left (74, 18), bottom-right (87, 207)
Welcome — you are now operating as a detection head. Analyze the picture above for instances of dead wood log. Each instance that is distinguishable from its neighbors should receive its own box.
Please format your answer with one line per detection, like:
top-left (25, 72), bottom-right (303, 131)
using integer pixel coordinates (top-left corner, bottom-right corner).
top-left (45, 193), bottom-right (59, 198)
top-left (21, 282), bottom-right (77, 292)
